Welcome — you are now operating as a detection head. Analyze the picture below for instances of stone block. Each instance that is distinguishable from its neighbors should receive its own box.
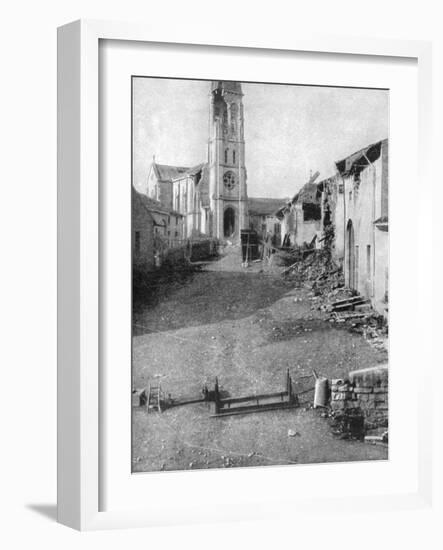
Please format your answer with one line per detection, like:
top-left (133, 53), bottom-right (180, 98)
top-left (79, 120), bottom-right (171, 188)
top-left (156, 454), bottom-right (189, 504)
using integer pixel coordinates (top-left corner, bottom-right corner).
top-left (331, 385), bottom-right (352, 392)
top-left (332, 392), bottom-right (353, 401)
top-left (343, 400), bottom-right (360, 409)
top-left (373, 387), bottom-right (388, 394)
top-left (349, 365), bottom-right (388, 388)
top-left (374, 395), bottom-right (387, 403)
top-left (354, 387), bottom-right (373, 394)
top-left (355, 393), bottom-right (370, 401)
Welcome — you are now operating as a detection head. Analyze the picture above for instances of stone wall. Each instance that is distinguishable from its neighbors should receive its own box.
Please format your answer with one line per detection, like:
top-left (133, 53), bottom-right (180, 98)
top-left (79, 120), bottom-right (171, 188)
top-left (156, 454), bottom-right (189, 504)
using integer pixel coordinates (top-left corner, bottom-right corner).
top-left (330, 365), bottom-right (388, 429)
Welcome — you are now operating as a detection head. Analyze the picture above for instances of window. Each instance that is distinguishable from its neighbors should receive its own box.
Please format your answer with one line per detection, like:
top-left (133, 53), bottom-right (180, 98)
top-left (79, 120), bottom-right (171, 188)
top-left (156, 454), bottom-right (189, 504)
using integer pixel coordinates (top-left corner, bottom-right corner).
top-left (303, 203), bottom-right (321, 221)
top-left (223, 171), bottom-right (235, 190)
top-left (233, 150), bottom-right (236, 164)
top-left (134, 231), bottom-right (141, 253)
top-left (224, 149), bottom-right (228, 164)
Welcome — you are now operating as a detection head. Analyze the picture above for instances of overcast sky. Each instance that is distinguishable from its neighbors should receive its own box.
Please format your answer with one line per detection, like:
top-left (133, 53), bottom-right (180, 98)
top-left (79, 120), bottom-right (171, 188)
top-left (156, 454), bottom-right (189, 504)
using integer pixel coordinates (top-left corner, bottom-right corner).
top-left (133, 78), bottom-right (388, 199)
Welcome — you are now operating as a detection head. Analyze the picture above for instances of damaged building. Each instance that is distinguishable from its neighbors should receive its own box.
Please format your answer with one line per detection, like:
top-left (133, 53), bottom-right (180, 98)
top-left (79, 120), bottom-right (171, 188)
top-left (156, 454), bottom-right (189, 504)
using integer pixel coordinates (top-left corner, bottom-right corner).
top-left (277, 139), bottom-right (389, 319)
top-left (321, 139), bottom-right (389, 317)
top-left (248, 197), bottom-right (286, 243)
top-left (317, 174), bottom-right (343, 262)
top-left (276, 171), bottom-right (322, 248)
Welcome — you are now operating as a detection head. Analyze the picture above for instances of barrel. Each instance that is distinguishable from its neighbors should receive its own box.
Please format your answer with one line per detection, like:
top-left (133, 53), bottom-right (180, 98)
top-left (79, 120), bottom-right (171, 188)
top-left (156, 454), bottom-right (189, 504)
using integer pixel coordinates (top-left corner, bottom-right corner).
top-left (313, 376), bottom-right (329, 408)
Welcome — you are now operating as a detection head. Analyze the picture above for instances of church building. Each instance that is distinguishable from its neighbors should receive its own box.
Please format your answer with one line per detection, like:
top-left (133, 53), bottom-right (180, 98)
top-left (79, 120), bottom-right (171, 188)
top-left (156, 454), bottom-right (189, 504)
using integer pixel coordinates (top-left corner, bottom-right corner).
top-left (145, 80), bottom-right (249, 241)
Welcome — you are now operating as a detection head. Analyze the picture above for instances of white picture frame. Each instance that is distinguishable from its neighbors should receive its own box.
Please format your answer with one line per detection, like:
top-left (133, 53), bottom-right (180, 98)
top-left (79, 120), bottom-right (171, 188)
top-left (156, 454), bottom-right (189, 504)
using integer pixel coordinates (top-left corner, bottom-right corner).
top-left (57, 19), bottom-right (433, 531)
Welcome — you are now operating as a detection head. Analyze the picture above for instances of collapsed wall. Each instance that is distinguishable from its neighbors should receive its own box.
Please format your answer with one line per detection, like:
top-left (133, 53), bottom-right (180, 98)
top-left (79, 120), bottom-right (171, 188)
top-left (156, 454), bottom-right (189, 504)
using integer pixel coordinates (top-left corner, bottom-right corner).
top-left (330, 365), bottom-right (388, 429)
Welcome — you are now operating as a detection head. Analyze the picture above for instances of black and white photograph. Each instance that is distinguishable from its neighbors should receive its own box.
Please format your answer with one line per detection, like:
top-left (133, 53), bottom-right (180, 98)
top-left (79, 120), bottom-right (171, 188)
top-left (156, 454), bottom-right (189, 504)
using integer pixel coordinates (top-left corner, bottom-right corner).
top-left (131, 77), bottom-right (389, 473)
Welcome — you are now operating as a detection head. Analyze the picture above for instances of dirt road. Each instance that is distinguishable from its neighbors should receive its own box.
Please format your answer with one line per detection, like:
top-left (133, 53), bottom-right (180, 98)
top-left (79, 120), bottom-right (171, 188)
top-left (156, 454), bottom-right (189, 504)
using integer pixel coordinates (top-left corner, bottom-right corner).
top-left (132, 246), bottom-right (388, 472)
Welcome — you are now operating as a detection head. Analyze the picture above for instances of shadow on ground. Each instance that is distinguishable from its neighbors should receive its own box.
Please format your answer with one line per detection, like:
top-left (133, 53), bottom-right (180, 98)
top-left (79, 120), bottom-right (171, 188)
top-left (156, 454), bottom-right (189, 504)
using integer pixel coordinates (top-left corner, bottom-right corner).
top-left (26, 504), bottom-right (57, 522)
top-left (133, 267), bottom-right (292, 336)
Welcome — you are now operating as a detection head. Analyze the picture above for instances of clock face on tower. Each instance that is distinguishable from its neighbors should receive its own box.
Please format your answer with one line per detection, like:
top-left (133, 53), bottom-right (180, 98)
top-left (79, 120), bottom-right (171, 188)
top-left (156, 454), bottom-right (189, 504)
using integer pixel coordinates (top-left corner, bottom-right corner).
top-left (223, 171), bottom-right (236, 191)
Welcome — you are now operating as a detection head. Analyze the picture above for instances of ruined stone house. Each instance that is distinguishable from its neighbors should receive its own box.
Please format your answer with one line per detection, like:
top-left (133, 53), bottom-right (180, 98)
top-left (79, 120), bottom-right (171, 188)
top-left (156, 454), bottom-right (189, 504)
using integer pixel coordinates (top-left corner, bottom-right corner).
top-left (276, 172), bottom-right (322, 248)
top-left (317, 174), bottom-right (344, 262)
top-left (332, 139), bottom-right (389, 316)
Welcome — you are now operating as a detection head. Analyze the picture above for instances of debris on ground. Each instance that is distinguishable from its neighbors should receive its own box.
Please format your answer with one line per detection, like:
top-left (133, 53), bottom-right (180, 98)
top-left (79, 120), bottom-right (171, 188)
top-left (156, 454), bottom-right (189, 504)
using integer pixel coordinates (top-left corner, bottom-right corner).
top-left (281, 246), bottom-right (388, 350)
top-left (364, 429), bottom-right (388, 445)
top-left (284, 247), bottom-right (342, 292)
top-left (133, 245), bottom-right (388, 472)
top-left (329, 408), bottom-right (365, 440)
top-left (287, 429), bottom-right (300, 437)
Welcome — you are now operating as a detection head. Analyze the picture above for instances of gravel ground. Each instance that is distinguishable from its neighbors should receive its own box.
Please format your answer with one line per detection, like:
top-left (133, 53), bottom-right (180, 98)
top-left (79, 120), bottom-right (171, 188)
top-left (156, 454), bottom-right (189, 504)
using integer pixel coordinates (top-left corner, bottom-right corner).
top-left (132, 246), bottom-right (388, 472)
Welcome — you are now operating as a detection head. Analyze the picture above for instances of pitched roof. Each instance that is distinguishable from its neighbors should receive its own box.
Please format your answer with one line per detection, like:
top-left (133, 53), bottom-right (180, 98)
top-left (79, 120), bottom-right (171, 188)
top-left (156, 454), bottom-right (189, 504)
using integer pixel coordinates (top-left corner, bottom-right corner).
top-left (297, 182), bottom-right (322, 204)
top-left (133, 187), bottom-right (182, 217)
top-left (248, 197), bottom-right (287, 216)
top-left (153, 163), bottom-right (189, 182)
top-left (335, 139), bottom-right (388, 176)
top-left (136, 192), bottom-right (168, 214)
top-left (172, 163), bottom-right (206, 180)
top-left (186, 163), bottom-right (206, 177)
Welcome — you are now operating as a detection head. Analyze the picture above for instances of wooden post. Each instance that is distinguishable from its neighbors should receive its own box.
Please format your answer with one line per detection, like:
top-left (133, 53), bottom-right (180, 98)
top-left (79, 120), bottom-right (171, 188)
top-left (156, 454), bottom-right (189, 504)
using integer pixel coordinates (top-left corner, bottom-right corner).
top-left (158, 386), bottom-right (162, 413)
top-left (287, 369), bottom-right (294, 404)
top-left (214, 377), bottom-right (220, 414)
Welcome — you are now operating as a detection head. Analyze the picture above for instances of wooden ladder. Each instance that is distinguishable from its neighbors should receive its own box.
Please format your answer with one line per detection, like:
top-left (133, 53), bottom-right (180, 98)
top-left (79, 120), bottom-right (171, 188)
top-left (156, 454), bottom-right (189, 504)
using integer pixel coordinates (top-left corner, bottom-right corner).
top-left (147, 384), bottom-right (162, 413)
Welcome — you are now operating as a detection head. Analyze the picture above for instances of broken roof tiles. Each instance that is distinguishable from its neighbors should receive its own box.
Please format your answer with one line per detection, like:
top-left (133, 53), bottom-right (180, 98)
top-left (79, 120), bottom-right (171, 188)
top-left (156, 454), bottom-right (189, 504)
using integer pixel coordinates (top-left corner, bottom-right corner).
top-left (153, 163), bottom-right (190, 182)
top-left (335, 139), bottom-right (388, 177)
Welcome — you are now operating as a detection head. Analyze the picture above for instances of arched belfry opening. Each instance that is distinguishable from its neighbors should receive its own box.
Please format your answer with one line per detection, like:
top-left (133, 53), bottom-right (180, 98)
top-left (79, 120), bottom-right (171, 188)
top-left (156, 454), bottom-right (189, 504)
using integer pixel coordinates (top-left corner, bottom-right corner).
top-left (224, 207), bottom-right (236, 238)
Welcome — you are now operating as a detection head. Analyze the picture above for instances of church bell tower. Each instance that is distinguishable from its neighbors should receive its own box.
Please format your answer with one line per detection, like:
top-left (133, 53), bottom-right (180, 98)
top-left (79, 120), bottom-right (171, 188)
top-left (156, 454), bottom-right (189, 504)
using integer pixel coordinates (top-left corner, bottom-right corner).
top-left (208, 81), bottom-right (248, 241)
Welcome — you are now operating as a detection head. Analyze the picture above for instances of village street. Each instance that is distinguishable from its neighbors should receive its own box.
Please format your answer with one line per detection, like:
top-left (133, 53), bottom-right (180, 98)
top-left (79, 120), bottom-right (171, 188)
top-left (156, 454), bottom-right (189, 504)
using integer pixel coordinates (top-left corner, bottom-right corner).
top-left (132, 246), bottom-right (388, 472)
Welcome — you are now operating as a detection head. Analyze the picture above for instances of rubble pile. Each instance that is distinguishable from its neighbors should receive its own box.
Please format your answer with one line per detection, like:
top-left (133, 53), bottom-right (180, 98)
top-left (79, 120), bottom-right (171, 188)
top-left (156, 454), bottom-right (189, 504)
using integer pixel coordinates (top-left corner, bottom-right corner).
top-left (282, 244), bottom-right (388, 348)
top-left (329, 407), bottom-right (365, 440)
top-left (320, 291), bottom-right (388, 350)
top-left (284, 248), bottom-right (344, 293)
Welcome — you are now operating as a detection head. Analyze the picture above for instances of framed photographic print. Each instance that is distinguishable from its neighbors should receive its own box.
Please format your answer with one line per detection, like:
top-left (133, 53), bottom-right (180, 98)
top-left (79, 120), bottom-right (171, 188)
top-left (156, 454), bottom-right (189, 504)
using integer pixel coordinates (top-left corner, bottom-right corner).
top-left (57, 19), bottom-right (432, 530)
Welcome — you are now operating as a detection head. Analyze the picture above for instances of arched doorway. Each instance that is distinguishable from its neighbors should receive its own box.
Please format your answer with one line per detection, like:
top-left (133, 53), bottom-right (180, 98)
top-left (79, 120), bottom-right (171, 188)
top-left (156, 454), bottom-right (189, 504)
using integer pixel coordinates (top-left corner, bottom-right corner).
top-left (224, 207), bottom-right (236, 238)
top-left (346, 220), bottom-right (355, 289)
